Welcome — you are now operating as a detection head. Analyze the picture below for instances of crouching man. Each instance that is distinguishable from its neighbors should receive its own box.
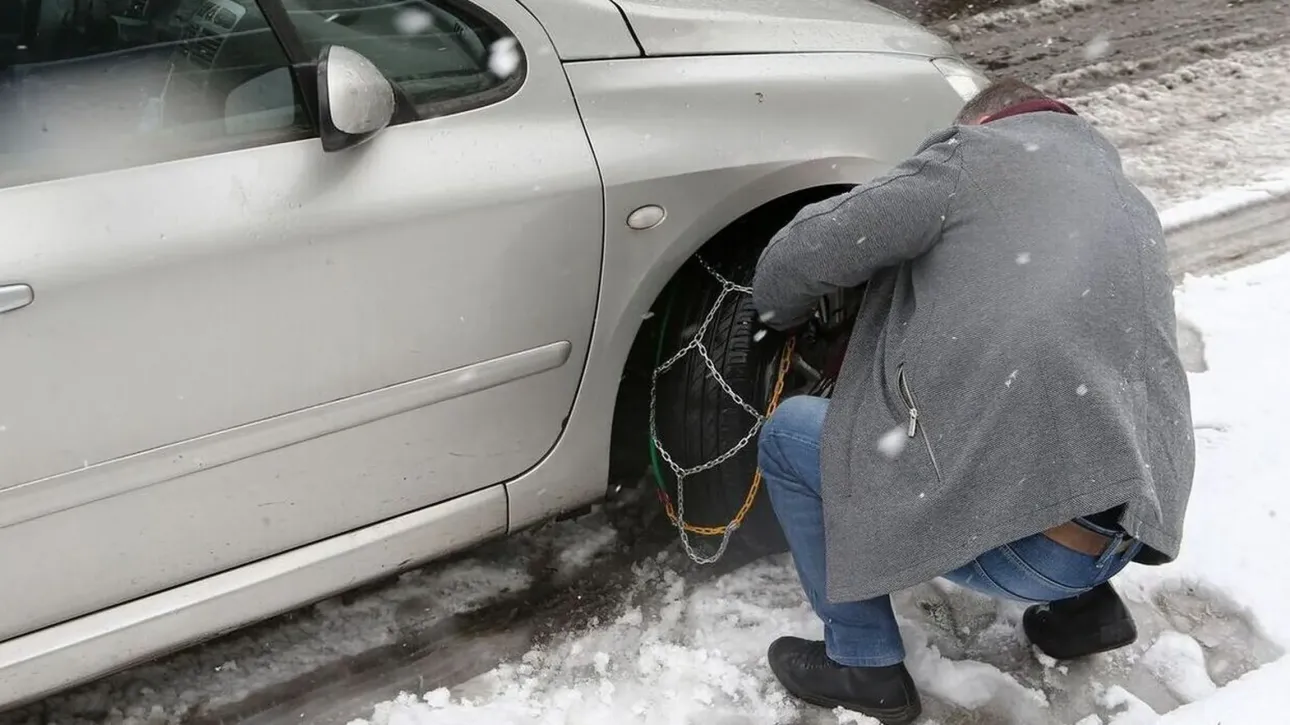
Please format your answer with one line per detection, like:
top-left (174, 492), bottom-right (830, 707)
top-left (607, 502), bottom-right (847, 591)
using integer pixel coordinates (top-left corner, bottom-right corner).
top-left (750, 78), bottom-right (1195, 725)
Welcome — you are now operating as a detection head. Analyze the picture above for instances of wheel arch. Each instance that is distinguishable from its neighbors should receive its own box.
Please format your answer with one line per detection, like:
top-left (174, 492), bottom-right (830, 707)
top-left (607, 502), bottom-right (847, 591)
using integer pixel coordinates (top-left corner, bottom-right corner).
top-left (604, 180), bottom-right (855, 491)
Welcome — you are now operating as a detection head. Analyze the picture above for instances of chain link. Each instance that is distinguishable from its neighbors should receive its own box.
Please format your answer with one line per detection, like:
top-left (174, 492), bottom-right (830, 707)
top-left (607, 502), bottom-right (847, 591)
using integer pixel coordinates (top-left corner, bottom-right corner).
top-left (648, 257), bottom-right (795, 564)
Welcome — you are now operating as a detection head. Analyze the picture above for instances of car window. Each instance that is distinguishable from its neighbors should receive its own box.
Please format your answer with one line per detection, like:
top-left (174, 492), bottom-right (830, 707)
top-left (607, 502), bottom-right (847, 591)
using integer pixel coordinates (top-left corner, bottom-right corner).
top-left (281, 0), bottom-right (525, 117)
top-left (0, 0), bottom-right (312, 189)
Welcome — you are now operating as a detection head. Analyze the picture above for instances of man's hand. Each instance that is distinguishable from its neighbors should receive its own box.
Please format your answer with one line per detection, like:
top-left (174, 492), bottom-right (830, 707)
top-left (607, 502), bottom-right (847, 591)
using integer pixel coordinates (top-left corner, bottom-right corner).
top-left (752, 307), bottom-right (821, 348)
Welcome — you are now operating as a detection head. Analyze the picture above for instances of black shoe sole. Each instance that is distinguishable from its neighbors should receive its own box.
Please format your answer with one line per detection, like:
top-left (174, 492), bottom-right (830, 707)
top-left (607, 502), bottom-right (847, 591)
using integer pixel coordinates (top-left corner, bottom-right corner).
top-left (789, 689), bottom-right (923, 725)
top-left (1024, 611), bottom-right (1139, 661)
top-left (1037, 622), bottom-right (1138, 660)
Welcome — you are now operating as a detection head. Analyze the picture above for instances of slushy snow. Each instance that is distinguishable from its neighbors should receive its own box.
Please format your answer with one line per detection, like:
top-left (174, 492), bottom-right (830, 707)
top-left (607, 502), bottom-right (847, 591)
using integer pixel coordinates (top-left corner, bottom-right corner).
top-left (346, 232), bottom-right (1290, 723)
top-left (1064, 44), bottom-right (1290, 212)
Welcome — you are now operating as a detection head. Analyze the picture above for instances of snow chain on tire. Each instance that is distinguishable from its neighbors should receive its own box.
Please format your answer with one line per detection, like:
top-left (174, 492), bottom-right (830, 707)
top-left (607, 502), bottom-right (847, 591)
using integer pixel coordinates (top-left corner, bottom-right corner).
top-left (649, 257), bottom-right (796, 565)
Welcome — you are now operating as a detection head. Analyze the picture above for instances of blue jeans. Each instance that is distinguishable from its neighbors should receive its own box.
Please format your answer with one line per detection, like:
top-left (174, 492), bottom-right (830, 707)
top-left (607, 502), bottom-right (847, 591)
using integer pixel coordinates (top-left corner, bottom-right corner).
top-left (758, 395), bottom-right (1142, 668)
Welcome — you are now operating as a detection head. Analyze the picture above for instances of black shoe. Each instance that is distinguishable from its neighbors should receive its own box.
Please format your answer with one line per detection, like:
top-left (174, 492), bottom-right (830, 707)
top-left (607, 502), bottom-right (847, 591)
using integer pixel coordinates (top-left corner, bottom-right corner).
top-left (1023, 582), bottom-right (1138, 660)
top-left (767, 636), bottom-right (922, 725)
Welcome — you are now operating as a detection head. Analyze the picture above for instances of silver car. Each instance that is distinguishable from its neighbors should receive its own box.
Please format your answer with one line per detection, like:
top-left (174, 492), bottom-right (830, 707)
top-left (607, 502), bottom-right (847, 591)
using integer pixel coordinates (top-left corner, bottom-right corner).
top-left (0, 0), bottom-right (986, 708)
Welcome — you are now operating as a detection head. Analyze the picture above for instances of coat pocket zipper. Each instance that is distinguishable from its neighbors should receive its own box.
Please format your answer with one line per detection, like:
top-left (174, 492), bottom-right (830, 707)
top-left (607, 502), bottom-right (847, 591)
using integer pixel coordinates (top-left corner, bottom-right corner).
top-left (897, 365), bottom-right (943, 483)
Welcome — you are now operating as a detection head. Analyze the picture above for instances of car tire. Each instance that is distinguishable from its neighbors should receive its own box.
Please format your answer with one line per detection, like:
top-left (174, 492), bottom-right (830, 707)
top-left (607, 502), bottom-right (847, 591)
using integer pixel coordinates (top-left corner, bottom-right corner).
top-left (652, 250), bottom-right (792, 562)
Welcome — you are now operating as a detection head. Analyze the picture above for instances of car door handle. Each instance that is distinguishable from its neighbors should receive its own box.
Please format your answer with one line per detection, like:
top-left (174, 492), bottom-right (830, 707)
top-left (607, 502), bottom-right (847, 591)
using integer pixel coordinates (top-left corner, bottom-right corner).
top-left (0, 284), bottom-right (34, 314)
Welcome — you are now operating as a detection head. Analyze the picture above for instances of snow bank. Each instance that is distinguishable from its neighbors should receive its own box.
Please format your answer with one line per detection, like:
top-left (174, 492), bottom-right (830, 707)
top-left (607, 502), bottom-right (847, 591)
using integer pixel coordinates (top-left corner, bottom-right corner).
top-left (1158, 167), bottom-right (1290, 232)
top-left (349, 238), bottom-right (1290, 723)
top-left (1159, 254), bottom-right (1290, 648)
top-left (1157, 657), bottom-right (1290, 725)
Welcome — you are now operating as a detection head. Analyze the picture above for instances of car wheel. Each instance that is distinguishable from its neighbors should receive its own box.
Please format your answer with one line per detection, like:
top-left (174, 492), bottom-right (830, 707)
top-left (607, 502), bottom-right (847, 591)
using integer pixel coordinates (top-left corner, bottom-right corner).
top-left (651, 247), bottom-right (860, 564)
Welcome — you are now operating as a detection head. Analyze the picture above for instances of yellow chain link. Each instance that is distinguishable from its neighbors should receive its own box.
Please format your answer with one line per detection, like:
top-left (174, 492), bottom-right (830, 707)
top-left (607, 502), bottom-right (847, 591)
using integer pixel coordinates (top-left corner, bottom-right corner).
top-left (658, 335), bottom-right (796, 536)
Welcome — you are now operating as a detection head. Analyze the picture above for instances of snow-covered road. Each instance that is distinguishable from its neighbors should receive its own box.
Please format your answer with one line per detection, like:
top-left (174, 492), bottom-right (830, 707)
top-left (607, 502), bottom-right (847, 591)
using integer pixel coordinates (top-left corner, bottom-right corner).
top-left (6, 1), bottom-right (1290, 723)
top-left (927, 0), bottom-right (1290, 97)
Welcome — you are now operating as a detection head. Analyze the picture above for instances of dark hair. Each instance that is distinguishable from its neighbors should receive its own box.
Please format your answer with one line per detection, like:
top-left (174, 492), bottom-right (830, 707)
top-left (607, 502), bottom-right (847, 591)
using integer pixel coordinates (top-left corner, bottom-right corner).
top-left (955, 77), bottom-right (1050, 124)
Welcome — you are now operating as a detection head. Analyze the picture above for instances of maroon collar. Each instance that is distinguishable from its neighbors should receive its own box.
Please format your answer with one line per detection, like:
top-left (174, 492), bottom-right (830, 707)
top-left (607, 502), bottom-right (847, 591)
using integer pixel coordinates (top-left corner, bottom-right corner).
top-left (979, 98), bottom-right (1078, 124)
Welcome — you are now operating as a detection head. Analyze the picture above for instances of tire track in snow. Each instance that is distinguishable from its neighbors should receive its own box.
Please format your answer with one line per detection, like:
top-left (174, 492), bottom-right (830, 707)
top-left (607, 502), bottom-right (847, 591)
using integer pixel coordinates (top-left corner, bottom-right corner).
top-left (1069, 44), bottom-right (1290, 211)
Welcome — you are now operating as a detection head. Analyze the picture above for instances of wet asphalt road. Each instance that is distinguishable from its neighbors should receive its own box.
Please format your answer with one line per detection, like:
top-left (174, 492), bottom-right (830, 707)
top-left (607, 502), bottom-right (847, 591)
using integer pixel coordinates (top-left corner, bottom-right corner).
top-left (4, 0), bottom-right (1290, 722)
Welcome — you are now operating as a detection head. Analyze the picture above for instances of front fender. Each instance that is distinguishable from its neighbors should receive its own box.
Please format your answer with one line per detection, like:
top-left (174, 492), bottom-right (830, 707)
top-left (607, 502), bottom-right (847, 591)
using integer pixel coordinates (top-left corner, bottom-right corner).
top-left (566, 50), bottom-right (964, 344)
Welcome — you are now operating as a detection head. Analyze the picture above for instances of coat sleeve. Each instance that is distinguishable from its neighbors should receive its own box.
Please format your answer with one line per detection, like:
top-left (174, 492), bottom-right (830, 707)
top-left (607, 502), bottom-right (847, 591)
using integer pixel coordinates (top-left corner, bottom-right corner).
top-left (751, 130), bottom-right (965, 330)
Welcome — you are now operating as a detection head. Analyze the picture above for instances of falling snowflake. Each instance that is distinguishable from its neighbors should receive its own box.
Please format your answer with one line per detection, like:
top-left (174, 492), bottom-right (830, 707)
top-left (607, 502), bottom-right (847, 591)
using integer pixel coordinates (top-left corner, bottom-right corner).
top-left (488, 37), bottom-right (522, 78)
top-left (1024, 142), bottom-right (1040, 152)
top-left (877, 427), bottom-right (908, 459)
top-left (1005, 369), bottom-right (1019, 388)
top-left (753, 329), bottom-right (768, 343)
top-left (1082, 32), bottom-right (1112, 62)
top-left (393, 7), bottom-right (434, 35)
top-left (1016, 252), bottom-right (1032, 265)
top-left (1076, 384), bottom-right (1089, 396)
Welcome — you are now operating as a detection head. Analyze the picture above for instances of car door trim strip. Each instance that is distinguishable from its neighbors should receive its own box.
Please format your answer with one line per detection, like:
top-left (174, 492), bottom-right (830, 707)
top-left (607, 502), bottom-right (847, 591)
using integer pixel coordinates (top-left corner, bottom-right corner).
top-left (0, 485), bottom-right (507, 705)
top-left (0, 341), bottom-right (572, 530)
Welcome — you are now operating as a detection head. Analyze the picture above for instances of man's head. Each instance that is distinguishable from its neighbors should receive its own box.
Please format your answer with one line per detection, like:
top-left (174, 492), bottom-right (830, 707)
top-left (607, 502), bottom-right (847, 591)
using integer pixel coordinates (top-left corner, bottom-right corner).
top-left (954, 78), bottom-right (1053, 125)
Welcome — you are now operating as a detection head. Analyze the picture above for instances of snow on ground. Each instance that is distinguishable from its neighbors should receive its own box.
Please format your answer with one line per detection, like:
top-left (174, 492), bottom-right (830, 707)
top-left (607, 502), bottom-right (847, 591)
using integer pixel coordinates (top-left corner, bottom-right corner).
top-left (1064, 44), bottom-right (1290, 212)
top-left (1157, 167), bottom-right (1290, 233)
top-left (952, 0), bottom-right (1103, 30)
top-left (346, 249), bottom-right (1290, 723)
top-left (13, 554), bottom-right (536, 723)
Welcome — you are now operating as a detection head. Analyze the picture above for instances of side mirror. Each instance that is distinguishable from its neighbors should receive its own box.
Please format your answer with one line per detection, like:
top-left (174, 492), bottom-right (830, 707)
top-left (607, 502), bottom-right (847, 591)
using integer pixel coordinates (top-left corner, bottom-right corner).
top-left (317, 45), bottom-right (396, 152)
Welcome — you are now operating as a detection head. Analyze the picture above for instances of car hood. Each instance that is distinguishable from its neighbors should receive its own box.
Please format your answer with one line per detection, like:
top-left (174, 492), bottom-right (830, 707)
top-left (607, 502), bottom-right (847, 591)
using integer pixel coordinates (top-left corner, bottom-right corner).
top-left (608, 0), bottom-right (956, 58)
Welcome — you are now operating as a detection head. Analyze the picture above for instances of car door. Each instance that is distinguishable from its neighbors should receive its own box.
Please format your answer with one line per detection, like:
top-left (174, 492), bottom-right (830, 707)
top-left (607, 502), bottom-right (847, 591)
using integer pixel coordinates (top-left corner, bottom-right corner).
top-left (0, 0), bottom-right (602, 641)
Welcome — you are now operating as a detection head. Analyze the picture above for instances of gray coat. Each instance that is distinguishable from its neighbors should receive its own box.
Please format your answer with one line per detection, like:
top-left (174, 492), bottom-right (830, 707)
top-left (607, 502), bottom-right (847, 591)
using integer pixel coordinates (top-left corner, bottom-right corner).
top-left (752, 110), bottom-right (1195, 603)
